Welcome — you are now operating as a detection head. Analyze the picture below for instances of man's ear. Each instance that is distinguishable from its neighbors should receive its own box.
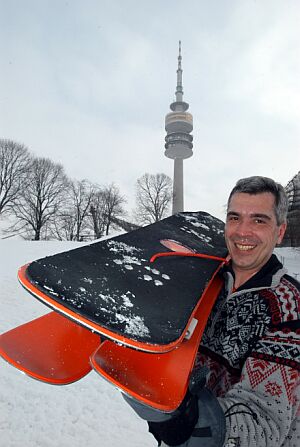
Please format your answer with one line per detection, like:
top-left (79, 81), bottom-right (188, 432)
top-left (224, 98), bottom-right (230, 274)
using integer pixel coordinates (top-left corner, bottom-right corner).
top-left (277, 223), bottom-right (287, 245)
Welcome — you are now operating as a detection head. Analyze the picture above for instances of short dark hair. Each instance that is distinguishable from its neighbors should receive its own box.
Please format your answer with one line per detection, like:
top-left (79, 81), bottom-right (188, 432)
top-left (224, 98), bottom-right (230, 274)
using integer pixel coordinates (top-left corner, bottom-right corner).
top-left (227, 176), bottom-right (288, 225)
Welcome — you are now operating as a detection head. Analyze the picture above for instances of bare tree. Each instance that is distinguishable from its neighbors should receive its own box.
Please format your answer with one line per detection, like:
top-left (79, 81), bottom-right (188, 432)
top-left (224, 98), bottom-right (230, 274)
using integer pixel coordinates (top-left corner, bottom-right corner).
top-left (52, 179), bottom-right (95, 241)
top-left (90, 190), bottom-right (106, 239)
top-left (90, 183), bottom-right (127, 238)
top-left (11, 157), bottom-right (68, 240)
top-left (50, 212), bottom-right (78, 241)
top-left (135, 173), bottom-right (172, 225)
top-left (103, 184), bottom-right (127, 235)
top-left (0, 139), bottom-right (31, 216)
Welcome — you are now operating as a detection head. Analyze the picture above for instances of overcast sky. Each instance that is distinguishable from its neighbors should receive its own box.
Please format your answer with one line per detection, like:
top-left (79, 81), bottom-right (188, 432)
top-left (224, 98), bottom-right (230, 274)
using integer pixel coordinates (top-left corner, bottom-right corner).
top-left (1, 0), bottom-right (299, 221)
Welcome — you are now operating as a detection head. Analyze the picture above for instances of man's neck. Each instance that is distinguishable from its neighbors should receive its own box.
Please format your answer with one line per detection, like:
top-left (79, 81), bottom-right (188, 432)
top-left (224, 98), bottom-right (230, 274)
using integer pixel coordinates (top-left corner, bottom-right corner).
top-left (227, 254), bottom-right (283, 292)
top-left (231, 254), bottom-right (276, 290)
top-left (233, 269), bottom-right (260, 290)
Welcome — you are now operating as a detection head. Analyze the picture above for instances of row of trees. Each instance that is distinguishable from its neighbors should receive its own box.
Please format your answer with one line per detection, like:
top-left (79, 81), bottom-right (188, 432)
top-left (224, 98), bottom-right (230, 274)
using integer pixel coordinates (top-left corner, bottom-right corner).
top-left (0, 139), bottom-right (173, 240)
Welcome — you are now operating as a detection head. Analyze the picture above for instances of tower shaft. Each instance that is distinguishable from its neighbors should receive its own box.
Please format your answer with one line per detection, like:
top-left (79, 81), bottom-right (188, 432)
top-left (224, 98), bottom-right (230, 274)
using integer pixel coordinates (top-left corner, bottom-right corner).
top-left (172, 158), bottom-right (184, 214)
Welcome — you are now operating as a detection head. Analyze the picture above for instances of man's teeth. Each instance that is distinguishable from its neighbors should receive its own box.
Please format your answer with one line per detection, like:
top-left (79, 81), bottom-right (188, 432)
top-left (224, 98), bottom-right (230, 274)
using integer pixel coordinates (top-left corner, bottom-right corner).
top-left (235, 243), bottom-right (255, 251)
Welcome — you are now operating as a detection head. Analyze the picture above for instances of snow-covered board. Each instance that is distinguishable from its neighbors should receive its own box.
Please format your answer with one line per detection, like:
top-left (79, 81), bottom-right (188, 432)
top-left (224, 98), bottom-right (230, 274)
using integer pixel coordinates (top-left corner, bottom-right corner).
top-left (18, 212), bottom-right (227, 353)
top-left (0, 312), bottom-right (100, 384)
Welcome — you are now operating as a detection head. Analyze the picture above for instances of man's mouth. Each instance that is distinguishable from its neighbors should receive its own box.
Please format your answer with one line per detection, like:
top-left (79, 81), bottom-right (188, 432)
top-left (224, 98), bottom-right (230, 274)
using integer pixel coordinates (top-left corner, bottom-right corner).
top-left (235, 243), bottom-right (256, 251)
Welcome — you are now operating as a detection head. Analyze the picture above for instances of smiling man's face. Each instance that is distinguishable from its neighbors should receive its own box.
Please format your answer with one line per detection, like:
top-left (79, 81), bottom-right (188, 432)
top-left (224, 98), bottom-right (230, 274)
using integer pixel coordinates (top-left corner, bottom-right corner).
top-left (225, 192), bottom-right (286, 284)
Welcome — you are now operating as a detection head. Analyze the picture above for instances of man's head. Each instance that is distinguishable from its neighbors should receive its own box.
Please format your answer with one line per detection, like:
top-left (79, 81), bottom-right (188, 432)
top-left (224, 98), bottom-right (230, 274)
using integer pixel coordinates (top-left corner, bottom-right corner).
top-left (227, 176), bottom-right (288, 226)
top-left (225, 176), bottom-right (288, 285)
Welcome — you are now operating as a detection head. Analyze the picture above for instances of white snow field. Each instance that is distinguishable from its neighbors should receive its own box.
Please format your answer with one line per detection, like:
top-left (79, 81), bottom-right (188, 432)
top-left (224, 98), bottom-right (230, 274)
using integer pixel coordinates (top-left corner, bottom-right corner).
top-left (0, 240), bottom-right (154, 447)
top-left (0, 240), bottom-right (299, 447)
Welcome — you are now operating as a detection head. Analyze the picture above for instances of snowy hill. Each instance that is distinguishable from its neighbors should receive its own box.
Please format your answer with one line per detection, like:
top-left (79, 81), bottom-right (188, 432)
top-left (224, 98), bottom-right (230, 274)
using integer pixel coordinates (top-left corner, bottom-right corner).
top-left (0, 240), bottom-right (154, 447)
top-left (0, 241), bottom-right (299, 447)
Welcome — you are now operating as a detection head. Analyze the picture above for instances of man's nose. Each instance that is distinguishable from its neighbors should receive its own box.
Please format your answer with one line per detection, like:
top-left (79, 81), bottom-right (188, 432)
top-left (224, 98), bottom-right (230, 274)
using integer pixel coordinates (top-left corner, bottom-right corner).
top-left (235, 219), bottom-right (253, 237)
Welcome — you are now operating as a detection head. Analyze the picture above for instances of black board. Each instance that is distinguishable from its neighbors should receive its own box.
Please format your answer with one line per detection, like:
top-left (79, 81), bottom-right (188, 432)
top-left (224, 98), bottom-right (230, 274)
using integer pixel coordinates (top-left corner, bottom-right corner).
top-left (23, 212), bottom-right (226, 347)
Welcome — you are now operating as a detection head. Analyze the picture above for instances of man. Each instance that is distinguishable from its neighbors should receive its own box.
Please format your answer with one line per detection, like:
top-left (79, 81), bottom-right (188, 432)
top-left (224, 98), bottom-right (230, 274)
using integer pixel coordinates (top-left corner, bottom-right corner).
top-left (125, 176), bottom-right (300, 447)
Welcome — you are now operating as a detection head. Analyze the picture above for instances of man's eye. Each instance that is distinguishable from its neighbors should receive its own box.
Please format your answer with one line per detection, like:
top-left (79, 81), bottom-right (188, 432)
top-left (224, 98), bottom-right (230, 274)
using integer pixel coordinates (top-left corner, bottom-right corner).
top-left (227, 215), bottom-right (239, 222)
top-left (254, 218), bottom-right (265, 224)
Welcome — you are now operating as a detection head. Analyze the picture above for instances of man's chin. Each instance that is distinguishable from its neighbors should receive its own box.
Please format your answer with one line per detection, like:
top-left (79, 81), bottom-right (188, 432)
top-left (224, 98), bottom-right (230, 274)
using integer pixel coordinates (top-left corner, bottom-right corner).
top-left (230, 249), bottom-right (257, 264)
top-left (231, 254), bottom-right (258, 271)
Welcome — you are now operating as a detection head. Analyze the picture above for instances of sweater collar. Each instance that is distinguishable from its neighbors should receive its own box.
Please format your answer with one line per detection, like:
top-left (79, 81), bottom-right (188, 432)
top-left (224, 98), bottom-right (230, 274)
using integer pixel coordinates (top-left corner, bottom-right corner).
top-left (223, 254), bottom-right (285, 293)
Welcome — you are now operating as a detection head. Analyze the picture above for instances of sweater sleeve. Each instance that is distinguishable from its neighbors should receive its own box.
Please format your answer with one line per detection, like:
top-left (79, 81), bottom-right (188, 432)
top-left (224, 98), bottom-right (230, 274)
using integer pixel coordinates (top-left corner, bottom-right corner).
top-left (218, 326), bottom-right (300, 447)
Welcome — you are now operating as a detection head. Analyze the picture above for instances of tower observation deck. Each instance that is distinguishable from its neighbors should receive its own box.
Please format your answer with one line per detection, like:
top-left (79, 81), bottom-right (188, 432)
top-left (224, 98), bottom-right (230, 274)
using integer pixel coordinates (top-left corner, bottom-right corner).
top-left (165, 41), bottom-right (193, 214)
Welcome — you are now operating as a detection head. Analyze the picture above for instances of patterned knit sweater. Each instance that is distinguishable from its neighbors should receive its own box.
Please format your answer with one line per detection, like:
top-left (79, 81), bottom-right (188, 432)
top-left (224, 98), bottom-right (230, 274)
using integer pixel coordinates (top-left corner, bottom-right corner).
top-left (195, 254), bottom-right (300, 447)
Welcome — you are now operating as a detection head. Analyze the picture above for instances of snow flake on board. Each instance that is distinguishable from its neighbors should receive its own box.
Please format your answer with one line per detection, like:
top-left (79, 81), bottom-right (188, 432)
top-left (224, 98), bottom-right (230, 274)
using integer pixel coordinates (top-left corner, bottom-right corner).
top-left (145, 266), bottom-right (160, 275)
top-left (120, 291), bottom-right (135, 308)
top-left (179, 212), bottom-right (224, 237)
top-left (83, 277), bottom-right (93, 284)
top-left (143, 275), bottom-right (152, 281)
top-left (154, 280), bottom-right (163, 286)
top-left (137, 266), bottom-right (171, 285)
top-left (180, 213), bottom-right (210, 231)
top-left (90, 288), bottom-right (150, 338)
top-left (107, 240), bottom-right (141, 255)
top-left (115, 313), bottom-right (150, 338)
top-left (43, 285), bottom-right (59, 297)
top-left (108, 240), bottom-right (145, 273)
top-left (98, 293), bottom-right (116, 304)
top-left (212, 225), bottom-right (224, 235)
top-left (180, 226), bottom-right (213, 246)
top-left (113, 255), bottom-right (142, 268)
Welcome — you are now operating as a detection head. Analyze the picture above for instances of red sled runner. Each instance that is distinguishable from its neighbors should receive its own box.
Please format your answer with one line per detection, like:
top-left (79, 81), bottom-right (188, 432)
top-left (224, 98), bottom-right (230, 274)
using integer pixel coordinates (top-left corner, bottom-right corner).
top-left (0, 212), bottom-right (227, 412)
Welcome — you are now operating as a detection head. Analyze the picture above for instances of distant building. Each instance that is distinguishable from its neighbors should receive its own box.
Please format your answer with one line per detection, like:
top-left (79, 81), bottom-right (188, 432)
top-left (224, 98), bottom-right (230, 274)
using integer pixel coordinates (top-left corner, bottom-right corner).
top-left (165, 41), bottom-right (193, 214)
top-left (283, 171), bottom-right (300, 246)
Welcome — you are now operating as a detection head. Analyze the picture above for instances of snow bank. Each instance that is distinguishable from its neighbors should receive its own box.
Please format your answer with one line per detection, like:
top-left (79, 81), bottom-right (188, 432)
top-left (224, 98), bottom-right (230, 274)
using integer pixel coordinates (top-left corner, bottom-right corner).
top-left (0, 240), bottom-right (153, 447)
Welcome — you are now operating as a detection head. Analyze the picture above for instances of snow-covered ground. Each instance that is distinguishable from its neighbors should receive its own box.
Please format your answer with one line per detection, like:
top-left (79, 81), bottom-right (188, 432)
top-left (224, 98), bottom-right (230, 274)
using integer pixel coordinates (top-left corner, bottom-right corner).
top-left (0, 241), bottom-right (299, 447)
top-left (0, 240), bottom-right (154, 447)
top-left (274, 247), bottom-right (300, 282)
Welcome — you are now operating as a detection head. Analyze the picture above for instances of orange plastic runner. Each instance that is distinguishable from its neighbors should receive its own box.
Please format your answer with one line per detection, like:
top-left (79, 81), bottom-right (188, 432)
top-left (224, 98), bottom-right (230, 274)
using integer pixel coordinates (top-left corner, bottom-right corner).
top-left (90, 273), bottom-right (224, 412)
top-left (0, 312), bottom-right (100, 385)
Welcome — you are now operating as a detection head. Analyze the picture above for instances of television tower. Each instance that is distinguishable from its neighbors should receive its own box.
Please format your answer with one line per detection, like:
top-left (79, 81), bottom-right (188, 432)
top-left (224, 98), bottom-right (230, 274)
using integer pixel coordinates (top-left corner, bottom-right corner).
top-left (165, 41), bottom-right (193, 214)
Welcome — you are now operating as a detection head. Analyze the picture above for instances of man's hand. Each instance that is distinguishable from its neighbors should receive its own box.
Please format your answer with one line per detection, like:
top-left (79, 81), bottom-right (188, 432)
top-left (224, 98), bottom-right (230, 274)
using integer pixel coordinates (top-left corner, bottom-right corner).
top-left (123, 366), bottom-right (225, 446)
top-left (147, 390), bottom-right (199, 446)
